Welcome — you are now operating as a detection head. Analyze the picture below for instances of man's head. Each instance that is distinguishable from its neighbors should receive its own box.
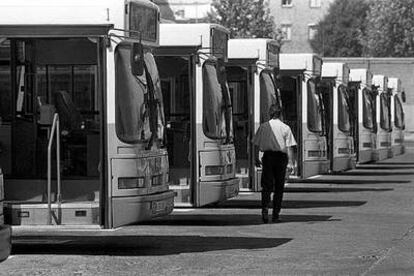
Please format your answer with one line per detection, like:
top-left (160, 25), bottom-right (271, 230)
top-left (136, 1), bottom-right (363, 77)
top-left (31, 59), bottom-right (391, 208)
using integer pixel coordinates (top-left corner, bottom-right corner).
top-left (269, 103), bottom-right (282, 119)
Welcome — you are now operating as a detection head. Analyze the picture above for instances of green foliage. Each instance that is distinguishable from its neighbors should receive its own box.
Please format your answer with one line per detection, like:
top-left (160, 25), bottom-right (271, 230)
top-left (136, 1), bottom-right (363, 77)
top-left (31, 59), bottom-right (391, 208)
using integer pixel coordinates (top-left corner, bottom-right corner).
top-left (363, 0), bottom-right (414, 57)
top-left (309, 0), bottom-right (370, 57)
top-left (207, 0), bottom-right (283, 44)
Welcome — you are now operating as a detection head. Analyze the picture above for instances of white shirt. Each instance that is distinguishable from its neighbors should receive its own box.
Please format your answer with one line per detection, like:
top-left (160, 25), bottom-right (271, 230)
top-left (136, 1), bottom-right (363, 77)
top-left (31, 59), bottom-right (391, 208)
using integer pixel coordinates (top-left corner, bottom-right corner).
top-left (268, 118), bottom-right (297, 153)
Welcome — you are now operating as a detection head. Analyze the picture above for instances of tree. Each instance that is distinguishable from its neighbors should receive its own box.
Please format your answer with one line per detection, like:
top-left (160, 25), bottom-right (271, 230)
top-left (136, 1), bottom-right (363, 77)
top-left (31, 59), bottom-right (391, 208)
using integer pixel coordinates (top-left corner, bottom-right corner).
top-left (310, 0), bottom-right (370, 57)
top-left (207, 0), bottom-right (283, 43)
top-left (363, 0), bottom-right (414, 57)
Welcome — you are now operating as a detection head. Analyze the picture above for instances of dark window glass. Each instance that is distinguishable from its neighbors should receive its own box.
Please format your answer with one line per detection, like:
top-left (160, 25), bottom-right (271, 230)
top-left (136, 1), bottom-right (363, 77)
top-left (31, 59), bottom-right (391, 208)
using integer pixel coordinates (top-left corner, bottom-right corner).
top-left (380, 93), bottom-right (391, 131)
top-left (115, 44), bottom-right (149, 143)
top-left (202, 60), bottom-right (226, 139)
top-left (362, 88), bottom-right (374, 130)
top-left (394, 96), bottom-right (404, 129)
top-left (307, 78), bottom-right (322, 132)
top-left (338, 85), bottom-right (350, 133)
top-left (260, 70), bottom-right (277, 123)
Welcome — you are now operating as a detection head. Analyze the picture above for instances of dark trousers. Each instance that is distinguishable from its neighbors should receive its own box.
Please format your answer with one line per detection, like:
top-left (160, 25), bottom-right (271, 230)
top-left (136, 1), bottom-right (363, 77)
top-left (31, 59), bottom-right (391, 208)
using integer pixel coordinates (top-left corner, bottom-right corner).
top-left (261, 151), bottom-right (288, 216)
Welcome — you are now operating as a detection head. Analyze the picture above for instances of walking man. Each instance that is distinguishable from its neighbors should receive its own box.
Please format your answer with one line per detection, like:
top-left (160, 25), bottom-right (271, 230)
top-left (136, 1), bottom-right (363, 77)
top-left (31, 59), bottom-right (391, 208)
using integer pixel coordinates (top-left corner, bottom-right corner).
top-left (253, 104), bottom-right (296, 223)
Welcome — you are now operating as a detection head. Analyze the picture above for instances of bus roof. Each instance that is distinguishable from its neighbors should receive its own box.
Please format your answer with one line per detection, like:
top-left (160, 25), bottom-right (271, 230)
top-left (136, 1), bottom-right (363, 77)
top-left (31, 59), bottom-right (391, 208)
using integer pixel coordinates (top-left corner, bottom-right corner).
top-left (228, 38), bottom-right (279, 60)
top-left (388, 77), bottom-right (401, 93)
top-left (159, 23), bottom-right (228, 48)
top-left (0, 0), bottom-right (157, 27)
top-left (372, 74), bottom-right (388, 91)
top-left (322, 62), bottom-right (349, 84)
top-left (349, 68), bottom-right (373, 87)
top-left (280, 53), bottom-right (322, 75)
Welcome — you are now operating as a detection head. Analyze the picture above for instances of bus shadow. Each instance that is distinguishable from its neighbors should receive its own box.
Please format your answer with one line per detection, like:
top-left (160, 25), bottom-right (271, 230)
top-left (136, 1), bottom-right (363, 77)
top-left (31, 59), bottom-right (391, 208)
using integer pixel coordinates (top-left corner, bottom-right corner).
top-left (216, 200), bottom-right (367, 209)
top-left (143, 214), bottom-right (334, 226)
top-left (288, 179), bottom-right (410, 185)
top-left (285, 187), bottom-right (393, 193)
top-left (11, 235), bottom-right (292, 256)
top-left (338, 171), bottom-right (414, 176)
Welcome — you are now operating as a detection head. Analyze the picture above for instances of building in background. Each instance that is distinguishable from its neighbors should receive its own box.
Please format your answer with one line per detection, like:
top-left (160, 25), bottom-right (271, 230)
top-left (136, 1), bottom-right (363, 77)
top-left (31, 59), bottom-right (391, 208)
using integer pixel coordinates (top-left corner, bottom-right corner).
top-left (268, 0), bottom-right (334, 53)
top-left (154, 0), bottom-right (212, 22)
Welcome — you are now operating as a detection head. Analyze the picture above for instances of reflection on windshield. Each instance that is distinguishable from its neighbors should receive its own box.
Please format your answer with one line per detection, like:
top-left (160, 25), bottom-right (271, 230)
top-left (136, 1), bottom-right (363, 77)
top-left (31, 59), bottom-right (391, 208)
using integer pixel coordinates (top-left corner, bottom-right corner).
top-left (203, 60), bottom-right (226, 139)
top-left (394, 96), bottom-right (404, 129)
top-left (260, 70), bottom-right (278, 123)
top-left (338, 85), bottom-right (351, 133)
top-left (115, 45), bottom-right (165, 144)
top-left (380, 93), bottom-right (391, 131)
top-left (362, 88), bottom-right (374, 131)
top-left (307, 78), bottom-right (322, 133)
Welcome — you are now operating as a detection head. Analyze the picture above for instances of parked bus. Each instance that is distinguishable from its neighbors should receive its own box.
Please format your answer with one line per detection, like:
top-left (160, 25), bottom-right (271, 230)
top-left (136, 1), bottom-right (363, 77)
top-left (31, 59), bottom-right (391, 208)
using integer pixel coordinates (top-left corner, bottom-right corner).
top-left (0, 170), bottom-right (11, 261)
top-left (279, 54), bottom-right (329, 179)
top-left (348, 69), bottom-right (377, 164)
top-left (226, 38), bottom-right (281, 191)
top-left (155, 23), bottom-right (239, 207)
top-left (388, 78), bottom-right (405, 156)
top-left (0, 0), bottom-right (174, 228)
top-left (321, 63), bottom-right (356, 172)
top-left (372, 75), bottom-right (391, 161)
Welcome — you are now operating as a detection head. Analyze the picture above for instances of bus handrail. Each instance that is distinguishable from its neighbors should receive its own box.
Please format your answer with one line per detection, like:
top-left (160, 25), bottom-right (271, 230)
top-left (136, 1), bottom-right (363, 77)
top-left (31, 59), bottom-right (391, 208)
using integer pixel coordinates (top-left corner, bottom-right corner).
top-left (47, 113), bottom-right (61, 225)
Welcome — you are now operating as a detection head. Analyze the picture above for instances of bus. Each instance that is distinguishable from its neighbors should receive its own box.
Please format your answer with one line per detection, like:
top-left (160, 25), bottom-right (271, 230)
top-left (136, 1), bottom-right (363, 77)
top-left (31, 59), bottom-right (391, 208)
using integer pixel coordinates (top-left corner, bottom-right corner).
top-left (0, 0), bottom-right (174, 229)
top-left (0, 170), bottom-right (11, 261)
top-left (388, 78), bottom-right (405, 156)
top-left (155, 23), bottom-right (239, 207)
top-left (226, 38), bottom-right (281, 191)
top-left (348, 69), bottom-right (377, 164)
top-left (321, 63), bottom-right (356, 172)
top-left (279, 54), bottom-right (329, 179)
top-left (372, 75), bottom-right (391, 161)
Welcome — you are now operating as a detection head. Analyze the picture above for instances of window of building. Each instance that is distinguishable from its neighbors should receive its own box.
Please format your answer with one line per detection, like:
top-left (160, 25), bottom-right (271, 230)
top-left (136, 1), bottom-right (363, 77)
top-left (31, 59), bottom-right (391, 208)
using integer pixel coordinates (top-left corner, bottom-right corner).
top-left (281, 24), bottom-right (292, 41)
top-left (308, 24), bottom-right (318, 40)
top-left (282, 0), bottom-right (293, 7)
top-left (310, 0), bottom-right (321, 8)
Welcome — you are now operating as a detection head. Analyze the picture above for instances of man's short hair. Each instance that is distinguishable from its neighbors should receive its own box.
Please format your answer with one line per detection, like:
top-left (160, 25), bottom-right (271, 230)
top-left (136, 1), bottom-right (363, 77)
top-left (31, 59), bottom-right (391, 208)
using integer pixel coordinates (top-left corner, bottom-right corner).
top-left (269, 103), bottom-right (282, 119)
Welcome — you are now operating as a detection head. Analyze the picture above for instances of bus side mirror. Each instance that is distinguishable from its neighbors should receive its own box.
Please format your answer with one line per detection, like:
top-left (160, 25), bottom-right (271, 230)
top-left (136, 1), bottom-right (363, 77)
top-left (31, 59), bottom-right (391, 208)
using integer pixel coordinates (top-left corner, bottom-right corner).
top-left (401, 91), bottom-right (406, 103)
top-left (131, 42), bottom-right (144, 76)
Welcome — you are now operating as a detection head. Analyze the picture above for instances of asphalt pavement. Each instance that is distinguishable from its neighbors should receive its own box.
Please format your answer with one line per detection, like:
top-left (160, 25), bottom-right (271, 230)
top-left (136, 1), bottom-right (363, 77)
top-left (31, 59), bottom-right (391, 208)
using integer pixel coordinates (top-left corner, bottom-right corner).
top-left (1, 149), bottom-right (414, 275)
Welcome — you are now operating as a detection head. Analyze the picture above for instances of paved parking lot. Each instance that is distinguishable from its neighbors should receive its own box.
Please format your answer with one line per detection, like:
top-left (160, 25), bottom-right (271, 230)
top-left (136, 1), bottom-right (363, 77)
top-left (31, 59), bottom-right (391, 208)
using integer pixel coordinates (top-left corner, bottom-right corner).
top-left (1, 150), bottom-right (414, 275)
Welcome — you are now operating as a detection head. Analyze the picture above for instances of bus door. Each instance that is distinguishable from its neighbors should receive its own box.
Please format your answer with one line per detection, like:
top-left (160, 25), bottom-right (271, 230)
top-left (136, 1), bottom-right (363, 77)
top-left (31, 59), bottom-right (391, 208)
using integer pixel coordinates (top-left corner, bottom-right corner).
top-left (155, 47), bottom-right (197, 206)
top-left (319, 80), bottom-right (334, 172)
top-left (302, 76), bottom-right (329, 178)
top-left (226, 60), bottom-right (255, 191)
top-left (347, 83), bottom-right (359, 162)
top-left (1, 37), bottom-right (103, 226)
top-left (379, 90), bottom-right (392, 159)
top-left (280, 72), bottom-right (302, 178)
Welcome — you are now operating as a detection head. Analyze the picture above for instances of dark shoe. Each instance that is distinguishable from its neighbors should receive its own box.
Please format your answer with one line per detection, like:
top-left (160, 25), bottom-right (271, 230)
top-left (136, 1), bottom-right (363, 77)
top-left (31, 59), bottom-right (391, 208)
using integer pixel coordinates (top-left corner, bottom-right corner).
top-left (262, 209), bottom-right (269, 224)
top-left (272, 214), bottom-right (280, 223)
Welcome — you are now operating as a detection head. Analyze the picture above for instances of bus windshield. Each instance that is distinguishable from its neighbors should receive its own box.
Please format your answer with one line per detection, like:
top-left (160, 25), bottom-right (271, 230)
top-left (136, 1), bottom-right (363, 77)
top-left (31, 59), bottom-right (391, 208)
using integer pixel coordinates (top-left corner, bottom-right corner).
top-left (115, 44), bottom-right (164, 144)
top-left (202, 59), bottom-right (227, 139)
top-left (307, 78), bottom-right (322, 133)
top-left (362, 88), bottom-right (374, 131)
top-left (338, 85), bottom-right (351, 133)
top-left (260, 70), bottom-right (278, 123)
top-left (380, 93), bottom-right (391, 131)
top-left (394, 96), bottom-right (404, 129)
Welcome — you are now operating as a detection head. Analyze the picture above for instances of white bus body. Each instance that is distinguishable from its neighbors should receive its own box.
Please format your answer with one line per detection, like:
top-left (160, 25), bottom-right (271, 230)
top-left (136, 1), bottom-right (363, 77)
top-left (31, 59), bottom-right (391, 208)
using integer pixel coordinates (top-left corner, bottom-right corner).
top-left (279, 54), bottom-right (329, 178)
top-left (321, 62), bottom-right (356, 172)
top-left (155, 23), bottom-right (239, 207)
top-left (226, 38), bottom-right (280, 191)
top-left (0, 0), bottom-right (174, 229)
top-left (388, 78), bottom-right (405, 156)
top-left (349, 69), bottom-right (377, 164)
top-left (372, 75), bottom-right (391, 161)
